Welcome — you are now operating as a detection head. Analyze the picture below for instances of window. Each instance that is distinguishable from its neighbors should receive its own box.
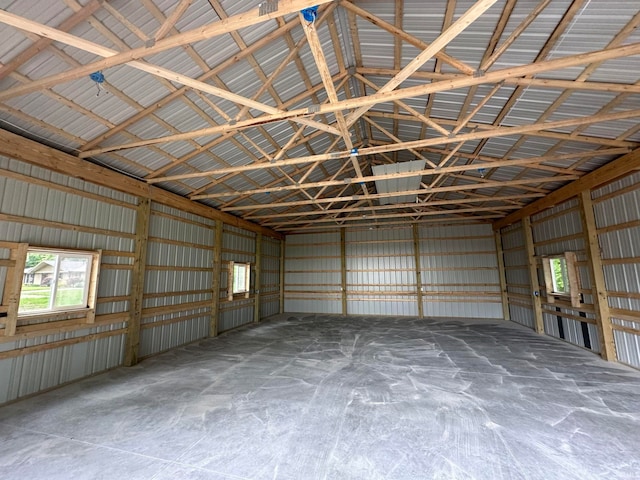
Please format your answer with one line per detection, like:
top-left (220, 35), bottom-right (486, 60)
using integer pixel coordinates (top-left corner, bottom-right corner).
top-left (549, 256), bottom-right (569, 294)
top-left (542, 252), bottom-right (580, 307)
top-left (228, 261), bottom-right (250, 300)
top-left (19, 248), bottom-right (100, 315)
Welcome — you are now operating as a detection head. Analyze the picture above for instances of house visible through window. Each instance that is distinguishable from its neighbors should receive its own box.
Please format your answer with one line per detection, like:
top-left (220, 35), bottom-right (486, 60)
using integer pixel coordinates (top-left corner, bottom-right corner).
top-left (19, 248), bottom-right (99, 315)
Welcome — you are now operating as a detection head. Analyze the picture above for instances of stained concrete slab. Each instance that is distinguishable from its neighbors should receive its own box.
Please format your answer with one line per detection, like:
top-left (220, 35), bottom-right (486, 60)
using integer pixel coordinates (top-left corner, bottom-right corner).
top-left (1, 314), bottom-right (639, 479)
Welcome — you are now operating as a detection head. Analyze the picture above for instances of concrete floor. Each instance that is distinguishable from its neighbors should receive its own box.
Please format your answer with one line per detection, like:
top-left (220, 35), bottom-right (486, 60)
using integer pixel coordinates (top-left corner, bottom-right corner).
top-left (1, 314), bottom-right (640, 480)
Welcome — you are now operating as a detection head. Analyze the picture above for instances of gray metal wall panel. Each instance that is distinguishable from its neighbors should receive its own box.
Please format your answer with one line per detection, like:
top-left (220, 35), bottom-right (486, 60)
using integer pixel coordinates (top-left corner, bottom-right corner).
top-left (530, 199), bottom-right (598, 352)
top-left (613, 329), bottom-right (640, 368)
top-left (0, 326), bottom-right (126, 404)
top-left (510, 304), bottom-right (534, 329)
top-left (500, 222), bottom-right (535, 328)
top-left (141, 205), bottom-right (215, 357)
top-left (0, 156), bottom-right (137, 403)
top-left (592, 172), bottom-right (640, 367)
top-left (219, 302), bottom-right (254, 332)
top-left (139, 314), bottom-right (209, 358)
top-left (285, 232), bottom-right (341, 314)
top-left (285, 298), bottom-right (342, 314)
top-left (420, 223), bottom-right (501, 319)
top-left (260, 297), bottom-right (279, 319)
top-left (346, 226), bottom-right (418, 317)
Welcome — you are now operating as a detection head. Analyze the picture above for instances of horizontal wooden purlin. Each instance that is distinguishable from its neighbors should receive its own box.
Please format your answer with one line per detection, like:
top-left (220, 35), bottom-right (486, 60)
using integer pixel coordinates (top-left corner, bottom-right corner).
top-left (0, 328), bottom-right (128, 357)
top-left (282, 216), bottom-right (498, 233)
top-left (263, 205), bottom-right (520, 227)
top-left (356, 67), bottom-right (640, 94)
top-left (153, 107), bottom-right (640, 184)
top-left (0, 129), bottom-right (283, 240)
top-left (224, 175), bottom-right (577, 213)
top-left (367, 112), bottom-right (636, 148)
top-left (193, 148), bottom-right (609, 200)
top-left (494, 147), bottom-right (640, 229)
top-left (0, 9), bottom-right (338, 139)
top-left (0, 0), bottom-right (334, 102)
top-left (246, 194), bottom-right (542, 220)
top-left (367, 110), bottom-right (640, 151)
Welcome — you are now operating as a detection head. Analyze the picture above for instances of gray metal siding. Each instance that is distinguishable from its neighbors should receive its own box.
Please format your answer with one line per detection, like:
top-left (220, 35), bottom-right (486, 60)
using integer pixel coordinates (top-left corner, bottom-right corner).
top-left (420, 224), bottom-right (502, 319)
top-left (139, 203), bottom-right (214, 357)
top-left (0, 155), bottom-right (136, 404)
top-left (285, 223), bottom-right (501, 318)
top-left (219, 225), bottom-right (256, 332)
top-left (592, 171), bottom-right (640, 368)
top-left (285, 232), bottom-right (342, 314)
top-left (260, 237), bottom-right (280, 319)
top-left (531, 199), bottom-right (597, 352)
top-left (500, 221), bottom-right (534, 329)
top-left (346, 226), bottom-right (418, 316)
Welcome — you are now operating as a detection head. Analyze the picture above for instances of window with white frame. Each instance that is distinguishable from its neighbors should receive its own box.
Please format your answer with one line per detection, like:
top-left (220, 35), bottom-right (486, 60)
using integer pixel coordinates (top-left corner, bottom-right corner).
top-left (228, 261), bottom-right (250, 300)
top-left (19, 248), bottom-right (100, 315)
top-left (542, 251), bottom-right (580, 307)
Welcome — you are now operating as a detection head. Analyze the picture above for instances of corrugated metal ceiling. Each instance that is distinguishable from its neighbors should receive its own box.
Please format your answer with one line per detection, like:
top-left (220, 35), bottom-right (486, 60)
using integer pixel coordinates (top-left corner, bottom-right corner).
top-left (0, 0), bottom-right (638, 233)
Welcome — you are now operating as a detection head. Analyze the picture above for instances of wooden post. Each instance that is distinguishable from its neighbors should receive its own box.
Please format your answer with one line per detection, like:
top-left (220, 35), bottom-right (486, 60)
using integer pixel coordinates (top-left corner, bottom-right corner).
top-left (494, 231), bottom-right (510, 321)
top-left (279, 238), bottom-right (285, 314)
top-left (3, 243), bottom-right (28, 337)
top-left (210, 219), bottom-right (223, 337)
top-left (254, 233), bottom-right (262, 324)
top-left (227, 261), bottom-right (234, 302)
top-left (523, 216), bottom-right (545, 334)
top-left (85, 250), bottom-right (101, 324)
top-left (125, 197), bottom-right (150, 366)
top-left (340, 228), bottom-right (348, 315)
top-left (412, 224), bottom-right (424, 317)
top-left (579, 190), bottom-right (617, 361)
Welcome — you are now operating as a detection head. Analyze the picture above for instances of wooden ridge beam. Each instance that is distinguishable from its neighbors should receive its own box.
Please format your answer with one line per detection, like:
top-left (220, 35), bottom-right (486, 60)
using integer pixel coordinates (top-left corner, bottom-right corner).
top-left (494, 147), bottom-right (640, 229)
